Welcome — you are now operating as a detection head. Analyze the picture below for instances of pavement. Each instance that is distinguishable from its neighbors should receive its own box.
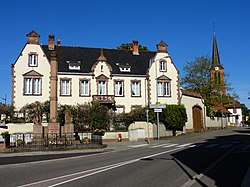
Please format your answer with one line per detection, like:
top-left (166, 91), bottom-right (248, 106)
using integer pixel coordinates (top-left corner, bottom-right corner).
top-left (0, 134), bottom-right (250, 187)
top-left (0, 140), bottom-right (155, 165)
top-left (0, 140), bottom-right (153, 158)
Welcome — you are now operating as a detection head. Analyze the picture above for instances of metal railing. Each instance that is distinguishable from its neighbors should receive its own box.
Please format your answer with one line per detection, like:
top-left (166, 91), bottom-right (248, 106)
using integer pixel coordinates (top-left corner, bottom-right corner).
top-left (5, 132), bottom-right (102, 148)
top-left (92, 95), bottom-right (115, 104)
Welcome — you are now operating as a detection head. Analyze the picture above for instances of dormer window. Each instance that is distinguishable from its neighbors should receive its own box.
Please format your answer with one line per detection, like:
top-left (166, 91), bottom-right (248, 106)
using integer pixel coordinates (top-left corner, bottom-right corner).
top-left (159, 61), bottom-right (167, 71)
top-left (68, 61), bottom-right (81, 70)
top-left (116, 63), bottom-right (131, 72)
top-left (29, 53), bottom-right (38, 67)
top-left (119, 66), bottom-right (131, 72)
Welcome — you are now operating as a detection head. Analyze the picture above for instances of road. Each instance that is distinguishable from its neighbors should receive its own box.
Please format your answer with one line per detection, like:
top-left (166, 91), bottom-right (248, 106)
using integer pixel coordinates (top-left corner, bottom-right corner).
top-left (0, 127), bottom-right (250, 187)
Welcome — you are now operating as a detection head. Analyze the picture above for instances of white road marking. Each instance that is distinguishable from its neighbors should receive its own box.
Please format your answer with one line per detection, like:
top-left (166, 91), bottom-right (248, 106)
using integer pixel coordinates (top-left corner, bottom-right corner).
top-left (128, 144), bottom-right (149, 148)
top-left (150, 143), bottom-right (171, 148)
top-left (163, 144), bottom-right (178, 148)
top-left (19, 147), bottom-right (184, 187)
top-left (176, 143), bottom-right (192, 148)
top-left (181, 146), bottom-right (236, 187)
top-left (188, 145), bottom-right (196, 148)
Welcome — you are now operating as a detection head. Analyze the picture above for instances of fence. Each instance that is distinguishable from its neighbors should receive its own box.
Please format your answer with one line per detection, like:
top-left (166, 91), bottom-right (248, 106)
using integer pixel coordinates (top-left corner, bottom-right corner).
top-left (5, 132), bottom-right (102, 148)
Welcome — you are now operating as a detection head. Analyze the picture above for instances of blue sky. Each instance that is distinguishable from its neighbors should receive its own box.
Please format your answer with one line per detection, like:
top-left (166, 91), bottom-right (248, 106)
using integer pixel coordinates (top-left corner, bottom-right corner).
top-left (0, 0), bottom-right (250, 108)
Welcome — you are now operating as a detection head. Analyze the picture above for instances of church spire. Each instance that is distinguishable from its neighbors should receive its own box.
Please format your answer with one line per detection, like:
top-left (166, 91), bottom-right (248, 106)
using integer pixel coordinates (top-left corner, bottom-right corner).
top-left (210, 32), bottom-right (226, 95)
top-left (211, 32), bottom-right (223, 69)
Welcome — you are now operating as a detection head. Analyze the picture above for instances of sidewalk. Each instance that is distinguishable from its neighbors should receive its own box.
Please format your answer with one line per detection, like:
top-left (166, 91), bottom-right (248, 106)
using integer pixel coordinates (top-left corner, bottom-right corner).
top-left (0, 140), bottom-right (161, 158)
top-left (104, 140), bottom-right (150, 151)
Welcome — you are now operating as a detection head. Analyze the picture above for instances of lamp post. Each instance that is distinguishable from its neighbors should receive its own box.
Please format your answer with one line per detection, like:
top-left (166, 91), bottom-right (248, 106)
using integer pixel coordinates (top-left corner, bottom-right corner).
top-left (146, 109), bottom-right (150, 144)
top-left (221, 93), bottom-right (223, 129)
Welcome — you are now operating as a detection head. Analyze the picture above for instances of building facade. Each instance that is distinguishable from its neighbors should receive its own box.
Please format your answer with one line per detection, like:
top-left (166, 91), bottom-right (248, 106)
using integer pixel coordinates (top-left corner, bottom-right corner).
top-left (12, 31), bottom-right (180, 113)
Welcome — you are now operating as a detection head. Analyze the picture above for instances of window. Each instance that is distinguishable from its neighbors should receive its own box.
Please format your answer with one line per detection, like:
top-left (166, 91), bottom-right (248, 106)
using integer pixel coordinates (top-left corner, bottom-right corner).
top-left (159, 61), bottom-right (167, 71)
top-left (61, 79), bottom-right (71, 96)
top-left (33, 78), bottom-right (41, 94)
top-left (98, 81), bottom-right (106, 95)
top-left (24, 78), bottom-right (32, 94)
top-left (29, 54), bottom-right (37, 67)
top-left (157, 81), bottom-right (171, 96)
top-left (131, 81), bottom-right (140, 96)
top-left (24, 77), bottom-right (41, 95)
top-left (116, 107), bottom-right (125, 113)
top-left (68, 61), bottom-right (81, 70)
top-left (119, 66), bottom-right (131, 72)
top-left (115, 81), bottom-right (124, 96)
top-left (80, 80), bottom-right (89, 96)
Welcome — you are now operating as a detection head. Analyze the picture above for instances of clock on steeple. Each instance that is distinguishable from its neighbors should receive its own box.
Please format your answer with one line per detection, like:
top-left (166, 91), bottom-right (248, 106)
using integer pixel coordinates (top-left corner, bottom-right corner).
top-left (210, 32), bottom-right (226, 95)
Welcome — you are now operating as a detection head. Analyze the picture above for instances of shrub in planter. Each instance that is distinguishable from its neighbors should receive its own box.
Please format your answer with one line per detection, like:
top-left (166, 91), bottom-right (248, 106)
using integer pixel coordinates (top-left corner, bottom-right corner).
top-left (82, 137), bottom-right (89, 144)
top-left (16, 139), bottom-right (24, 146)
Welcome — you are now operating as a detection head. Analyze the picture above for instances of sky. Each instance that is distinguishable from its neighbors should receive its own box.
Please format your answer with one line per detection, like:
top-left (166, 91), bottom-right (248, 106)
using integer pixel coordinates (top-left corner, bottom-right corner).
top-left (0, 0), bottom-right (249, 108)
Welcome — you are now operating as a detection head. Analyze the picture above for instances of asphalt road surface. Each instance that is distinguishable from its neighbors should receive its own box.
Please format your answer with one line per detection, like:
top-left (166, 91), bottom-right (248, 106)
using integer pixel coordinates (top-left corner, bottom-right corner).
top-left (0, 127), bottom-right (250, 187)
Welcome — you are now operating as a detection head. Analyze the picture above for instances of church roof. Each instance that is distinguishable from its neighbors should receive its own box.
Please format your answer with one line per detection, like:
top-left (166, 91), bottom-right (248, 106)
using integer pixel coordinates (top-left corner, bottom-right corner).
top-left (41, 45), bottom-right (156, 75)
top-left (211, 32), bottom-right (224, 69)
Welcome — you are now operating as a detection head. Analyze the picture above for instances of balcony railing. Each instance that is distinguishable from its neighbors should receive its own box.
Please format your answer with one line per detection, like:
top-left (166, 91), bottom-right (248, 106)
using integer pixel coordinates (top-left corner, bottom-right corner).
top-left (92, 95), bottom-right (115, 104)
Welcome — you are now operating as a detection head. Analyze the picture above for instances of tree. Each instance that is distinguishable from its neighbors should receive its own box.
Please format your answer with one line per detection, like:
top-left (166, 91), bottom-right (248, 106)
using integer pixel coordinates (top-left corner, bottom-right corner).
top-left (43, 100), bottom-right (50, 122)
top-left (181, 56), bottom-right (213, 102)
top-left (181, 56), bottom-right (232, 114)
top-left (90, 102), bottom-right (110, 131)
top-left (117, 43), bottom-right (150, 51)
top-left (163, 104), bottom-right (187, 136)
top-left (72, 103), bottom-right (92, 131)
top-left (20, 101), bottom-right (45, 125)
top-left (113, 107), bottom-right (156, 131)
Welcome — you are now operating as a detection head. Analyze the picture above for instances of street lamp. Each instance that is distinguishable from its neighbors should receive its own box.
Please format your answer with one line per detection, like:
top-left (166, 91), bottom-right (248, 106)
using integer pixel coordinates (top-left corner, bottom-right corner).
top-left (145, 109), bottom-right (150, 144)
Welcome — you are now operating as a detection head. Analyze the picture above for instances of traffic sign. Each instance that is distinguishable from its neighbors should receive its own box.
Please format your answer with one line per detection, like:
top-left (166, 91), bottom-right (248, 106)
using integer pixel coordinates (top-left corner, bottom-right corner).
top-left (154, 108), bottom-right (162, 113)
top-left (150, 104), bottom-right (166, 109)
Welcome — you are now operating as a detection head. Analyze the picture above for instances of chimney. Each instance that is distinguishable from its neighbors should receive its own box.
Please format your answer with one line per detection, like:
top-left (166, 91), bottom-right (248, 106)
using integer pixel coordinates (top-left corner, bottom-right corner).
top-left (131, 40), bottom-right (139, 55)
top-left (157, 40), bottom-right (168, 53)
top-left (57, 38), bottom-right (61, 46)
top-left (48, 34), bottom-right (55, 50)
top-left (26, 30), bottom-right (40, 45)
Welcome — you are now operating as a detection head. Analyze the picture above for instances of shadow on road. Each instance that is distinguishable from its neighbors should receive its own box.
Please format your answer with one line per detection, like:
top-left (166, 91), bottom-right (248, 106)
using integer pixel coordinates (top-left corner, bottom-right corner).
top-left (170, 132), bottom-right (250, 187)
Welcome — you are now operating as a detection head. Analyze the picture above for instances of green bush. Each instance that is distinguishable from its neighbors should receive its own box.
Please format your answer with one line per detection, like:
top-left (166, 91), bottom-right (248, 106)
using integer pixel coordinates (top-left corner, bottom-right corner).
top-left (94, 129), bottom-right (106, 136)
top-left (1, 131), bottom-right (9, 139)
top-left (163, 104), bottom-right (187, 136)
top-left (16, 139), bottom-right (24, 146)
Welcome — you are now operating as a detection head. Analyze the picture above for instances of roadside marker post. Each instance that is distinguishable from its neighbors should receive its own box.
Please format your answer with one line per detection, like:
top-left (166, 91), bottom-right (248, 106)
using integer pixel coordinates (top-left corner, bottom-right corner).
top-left (150, 103), bottom-right (166, 140)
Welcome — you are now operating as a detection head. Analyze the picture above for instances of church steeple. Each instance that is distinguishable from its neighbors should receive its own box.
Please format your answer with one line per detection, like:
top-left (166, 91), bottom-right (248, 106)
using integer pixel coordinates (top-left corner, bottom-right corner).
top-left (211, 32), bottom-right (223, 69)
top-left (210, 32), bottom-right (226, 95)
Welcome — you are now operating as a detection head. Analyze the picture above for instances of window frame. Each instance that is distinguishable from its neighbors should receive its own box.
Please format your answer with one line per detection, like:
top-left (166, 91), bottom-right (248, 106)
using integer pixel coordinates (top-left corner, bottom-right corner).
top-left (28, 53), bottom-right (38, 67)
top-left (131, 80), bottom-right (141, 97)
top-left (60, 78), bottom-right (71, 96)
top-left (23, 77), bottom-right (42, 95)
top-left (79, 79), bottom-right (90, 97)
top-left (157, 80), bottom-right (171, 97)
top-left (114, 80), bottom-right (124, 97)
top-left (159, 60), bottom-right (167, 72)
top-left (97, 80), bottom-right (107, 95)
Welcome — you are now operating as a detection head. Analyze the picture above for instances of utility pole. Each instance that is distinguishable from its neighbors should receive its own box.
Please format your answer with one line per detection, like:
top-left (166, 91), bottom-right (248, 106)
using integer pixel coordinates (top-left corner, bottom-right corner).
top-left (146, 109), bottom-right (150, 144)
top-left (221, 93), bottom-right (223, 129)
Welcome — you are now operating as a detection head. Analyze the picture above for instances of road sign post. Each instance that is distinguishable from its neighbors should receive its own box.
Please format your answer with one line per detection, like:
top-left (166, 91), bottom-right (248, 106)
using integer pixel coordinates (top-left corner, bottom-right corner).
top-left (150, 103), bottom-right (166, 140)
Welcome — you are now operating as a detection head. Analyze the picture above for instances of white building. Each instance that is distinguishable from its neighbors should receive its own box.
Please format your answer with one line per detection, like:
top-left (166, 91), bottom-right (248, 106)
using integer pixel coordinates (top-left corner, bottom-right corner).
top-left (12, 31), bottom-right (179, 113)
top-left (10, 30), bottom-right (214, 134)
